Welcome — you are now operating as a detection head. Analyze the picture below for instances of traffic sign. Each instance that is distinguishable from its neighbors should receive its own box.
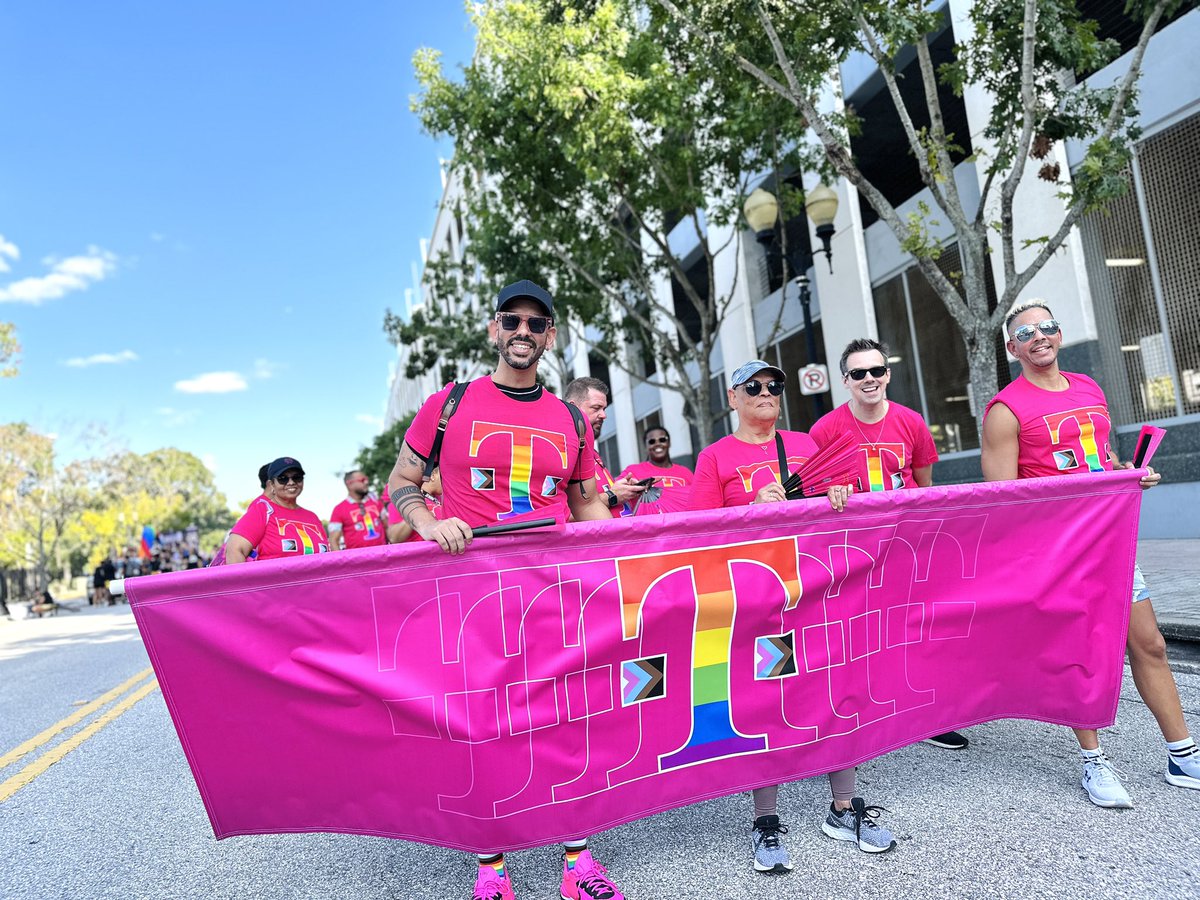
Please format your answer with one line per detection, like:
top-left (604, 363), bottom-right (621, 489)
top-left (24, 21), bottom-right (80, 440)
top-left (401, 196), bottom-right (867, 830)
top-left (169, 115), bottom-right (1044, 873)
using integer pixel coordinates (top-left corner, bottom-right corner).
top-left (799, 364), bottom-right (829, 396)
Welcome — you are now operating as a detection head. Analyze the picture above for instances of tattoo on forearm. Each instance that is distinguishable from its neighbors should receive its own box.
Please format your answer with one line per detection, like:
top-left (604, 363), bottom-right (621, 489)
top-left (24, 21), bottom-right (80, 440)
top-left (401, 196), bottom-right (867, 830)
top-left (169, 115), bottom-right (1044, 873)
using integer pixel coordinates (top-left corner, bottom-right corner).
top-left (406, 453), bottom-right (421, 468)
top-left (391, 486), bottom-right (421, 510)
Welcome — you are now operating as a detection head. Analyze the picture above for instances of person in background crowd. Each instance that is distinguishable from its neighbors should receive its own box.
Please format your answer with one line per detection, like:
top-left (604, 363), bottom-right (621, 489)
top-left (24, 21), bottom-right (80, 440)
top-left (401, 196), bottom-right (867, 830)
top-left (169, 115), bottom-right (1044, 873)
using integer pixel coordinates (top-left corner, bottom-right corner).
top-left (224, 457), bottom-right (330, 564)
top-left (982, 300), bottom-right (1198, 806)
top-left (618, 426), bottom-right (693, 511)
top-left (809, 337), bottom-right (968, 753)
top-left (387, 280), bottom-right (623, 900)
top-left (689, 359), bottom-right (897, 874)
top-left (328, 470), bottom-right (386, 551)
top-left (564, 376), bottom-right (647, 517)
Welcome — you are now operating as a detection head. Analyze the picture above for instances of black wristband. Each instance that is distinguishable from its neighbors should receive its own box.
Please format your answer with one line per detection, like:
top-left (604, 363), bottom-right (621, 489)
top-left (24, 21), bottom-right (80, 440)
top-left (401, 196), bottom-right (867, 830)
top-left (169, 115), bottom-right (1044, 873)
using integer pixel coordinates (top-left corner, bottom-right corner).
top-left (605, 488), bottom-right (619, 509)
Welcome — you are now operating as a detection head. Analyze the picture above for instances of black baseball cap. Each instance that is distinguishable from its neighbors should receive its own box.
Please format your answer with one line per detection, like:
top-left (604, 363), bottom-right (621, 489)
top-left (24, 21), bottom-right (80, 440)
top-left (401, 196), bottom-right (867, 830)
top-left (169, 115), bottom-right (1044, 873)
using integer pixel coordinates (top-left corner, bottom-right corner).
top-left (266, 457), bottom-right (305, 481)
top-left (495, 280), bottom-right (554, 317)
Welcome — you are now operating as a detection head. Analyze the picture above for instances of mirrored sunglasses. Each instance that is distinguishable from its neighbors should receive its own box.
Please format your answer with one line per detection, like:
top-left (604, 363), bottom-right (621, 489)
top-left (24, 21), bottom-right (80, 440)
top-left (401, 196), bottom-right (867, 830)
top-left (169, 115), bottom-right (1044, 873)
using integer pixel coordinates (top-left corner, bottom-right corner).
top-left (847, 366), bottom-right (888, 381)
top-left (1013, 319), bottom-right (1060, 343)
top-left (740, 380), bottom-right (785, 397)
top-left (496, 312), bottom-right (551, 334)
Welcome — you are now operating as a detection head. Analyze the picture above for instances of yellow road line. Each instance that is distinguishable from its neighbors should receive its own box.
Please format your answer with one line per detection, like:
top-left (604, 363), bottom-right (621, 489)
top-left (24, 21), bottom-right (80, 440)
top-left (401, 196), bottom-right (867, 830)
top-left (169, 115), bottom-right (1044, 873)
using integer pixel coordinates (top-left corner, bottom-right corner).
top-left (0, 679), bottom-right (160, 802)
top-left (0, 667), bottom-right (155, 771)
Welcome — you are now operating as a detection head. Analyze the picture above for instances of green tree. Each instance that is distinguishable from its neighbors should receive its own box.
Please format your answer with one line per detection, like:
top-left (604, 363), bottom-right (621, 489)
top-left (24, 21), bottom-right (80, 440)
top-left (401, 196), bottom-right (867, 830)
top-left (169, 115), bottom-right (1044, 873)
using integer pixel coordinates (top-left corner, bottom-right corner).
top-left (353, 414), bottom-right (415, 493)
top-left (0, 424), bottom-right (101, 591)
top-left (0, 322), bottom-right (18, 378)
top-left (655, 0), bottom-right (1182, 426)
top-left (409, 0), bottom-right (813, 447)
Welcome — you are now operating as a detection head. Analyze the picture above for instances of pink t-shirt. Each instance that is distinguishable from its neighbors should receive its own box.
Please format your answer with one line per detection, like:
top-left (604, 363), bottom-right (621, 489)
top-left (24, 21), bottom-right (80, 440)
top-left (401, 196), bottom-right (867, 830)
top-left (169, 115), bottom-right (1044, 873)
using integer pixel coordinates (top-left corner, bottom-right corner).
top-left (592, 449), bottom-right (634, 518)
top-left (688, 431), bottom-right (818, 510)
top-left (329, 496), bottom-right (386, 549)
top-left (809, 401), bottom-right (938, 492)
top-left (229, 497), bottom-right (330, 561)
top-left (619, 460), bottom-right (695, 488)
top-left (406, 380), bottom-right (596, 528)
top-left (984, 372), bottom-right (1113, 479)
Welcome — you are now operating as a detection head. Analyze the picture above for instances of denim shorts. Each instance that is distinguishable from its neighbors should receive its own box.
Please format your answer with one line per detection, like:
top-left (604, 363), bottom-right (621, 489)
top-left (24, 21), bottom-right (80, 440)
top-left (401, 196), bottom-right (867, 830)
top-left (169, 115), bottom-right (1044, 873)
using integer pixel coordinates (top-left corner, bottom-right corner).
top-left (1132, 562), bottom-right (1150, 603)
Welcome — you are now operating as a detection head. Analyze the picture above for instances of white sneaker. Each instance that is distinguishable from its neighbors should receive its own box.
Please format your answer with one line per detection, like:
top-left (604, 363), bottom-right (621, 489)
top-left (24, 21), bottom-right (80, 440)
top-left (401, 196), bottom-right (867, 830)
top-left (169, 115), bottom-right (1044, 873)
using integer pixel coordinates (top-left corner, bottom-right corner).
top-left (1081, 754), bottom-right (1133, 808)
top-left (1166, 748), bottom-right (1200, 790)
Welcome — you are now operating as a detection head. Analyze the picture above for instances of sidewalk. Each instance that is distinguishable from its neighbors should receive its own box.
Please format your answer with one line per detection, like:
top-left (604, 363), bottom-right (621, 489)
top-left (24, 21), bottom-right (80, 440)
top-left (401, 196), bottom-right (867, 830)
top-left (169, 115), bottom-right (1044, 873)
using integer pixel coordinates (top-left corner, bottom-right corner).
top-left (1138, 539), bottom-right (1200, 640)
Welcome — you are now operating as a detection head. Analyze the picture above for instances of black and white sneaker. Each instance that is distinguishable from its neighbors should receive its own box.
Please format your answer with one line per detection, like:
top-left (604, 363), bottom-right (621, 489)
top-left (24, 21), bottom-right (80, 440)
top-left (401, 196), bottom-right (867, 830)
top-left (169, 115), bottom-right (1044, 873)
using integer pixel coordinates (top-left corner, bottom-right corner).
top-left (923, 730), bottom-right (969, 750)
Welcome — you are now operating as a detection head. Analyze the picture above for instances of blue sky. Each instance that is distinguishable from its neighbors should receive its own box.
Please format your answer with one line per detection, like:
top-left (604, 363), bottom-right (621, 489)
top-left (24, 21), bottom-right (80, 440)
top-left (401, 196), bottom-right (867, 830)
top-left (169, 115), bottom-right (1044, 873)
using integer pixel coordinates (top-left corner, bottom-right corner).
top-left (0, 2), bottom-right (475, 521)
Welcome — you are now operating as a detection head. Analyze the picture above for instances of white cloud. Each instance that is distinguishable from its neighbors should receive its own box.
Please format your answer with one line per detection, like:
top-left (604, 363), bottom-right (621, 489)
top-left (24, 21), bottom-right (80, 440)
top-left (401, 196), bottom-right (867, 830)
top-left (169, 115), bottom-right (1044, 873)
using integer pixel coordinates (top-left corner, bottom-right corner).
top-left (356, 413), bottom-right (384, 429)
top-left (149, 232), bottom-right (165, 242)
top-left (0, 245), bottom-right (117, 305)
top-left (174, 371), bottom-right (248, 394)
top-left (154, 406), bottom-right (199, 427)
top-left (63, 349), bottom-right (138, 368)
top-left (201, 453), bottom-right (218, 474)
top-left (253, 358), bottom-right (281, 379)
top-left (0, 235), bottom-right (18, 273)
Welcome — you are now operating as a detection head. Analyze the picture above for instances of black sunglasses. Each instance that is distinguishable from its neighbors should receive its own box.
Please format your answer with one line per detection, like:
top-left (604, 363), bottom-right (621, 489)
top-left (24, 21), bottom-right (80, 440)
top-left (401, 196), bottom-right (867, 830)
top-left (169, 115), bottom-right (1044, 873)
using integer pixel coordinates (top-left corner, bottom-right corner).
top-left (274, 473), bottom-right (304, 485)
top-left (1012, 319), bottom-right (1060, 343)
top-left (647, 436), bottom-right (669, 445)
top-left (847, 366), bottom-right (888, 381)
top-left (740, 380), bottom-right (785, 397)
top-left (496, 312), bottom-right (551, 334)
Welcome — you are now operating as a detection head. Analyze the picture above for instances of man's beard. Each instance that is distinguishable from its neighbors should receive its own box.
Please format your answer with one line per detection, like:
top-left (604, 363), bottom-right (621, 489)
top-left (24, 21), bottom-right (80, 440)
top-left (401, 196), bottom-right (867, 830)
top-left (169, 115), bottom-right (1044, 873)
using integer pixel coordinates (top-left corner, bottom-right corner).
top-left (495, 336), bottom-right (545, 370)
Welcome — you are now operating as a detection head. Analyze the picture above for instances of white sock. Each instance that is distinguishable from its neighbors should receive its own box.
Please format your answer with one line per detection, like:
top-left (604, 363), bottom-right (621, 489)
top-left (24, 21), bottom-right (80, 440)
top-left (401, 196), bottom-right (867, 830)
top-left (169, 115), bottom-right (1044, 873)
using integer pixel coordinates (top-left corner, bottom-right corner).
top-left (1167, 737), bottom-right (1196, 755)
top-left (1080, 746), bottom-right (1103, 760)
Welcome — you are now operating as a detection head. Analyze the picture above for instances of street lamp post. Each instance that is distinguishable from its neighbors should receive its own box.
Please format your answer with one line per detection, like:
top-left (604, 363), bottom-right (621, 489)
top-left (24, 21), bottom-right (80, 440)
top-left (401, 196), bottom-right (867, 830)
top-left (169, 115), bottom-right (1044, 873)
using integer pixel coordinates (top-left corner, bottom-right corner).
top-left (743, 185), bottom-right (838, 417)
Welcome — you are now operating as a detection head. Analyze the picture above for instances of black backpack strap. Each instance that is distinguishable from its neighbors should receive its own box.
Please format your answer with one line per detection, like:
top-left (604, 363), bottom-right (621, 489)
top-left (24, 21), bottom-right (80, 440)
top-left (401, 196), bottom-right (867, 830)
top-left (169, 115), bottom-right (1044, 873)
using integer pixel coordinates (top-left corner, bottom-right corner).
top-left (559, 396), bottom-right (589, 478)
top-left (423, 381), bottom-right (470, 479)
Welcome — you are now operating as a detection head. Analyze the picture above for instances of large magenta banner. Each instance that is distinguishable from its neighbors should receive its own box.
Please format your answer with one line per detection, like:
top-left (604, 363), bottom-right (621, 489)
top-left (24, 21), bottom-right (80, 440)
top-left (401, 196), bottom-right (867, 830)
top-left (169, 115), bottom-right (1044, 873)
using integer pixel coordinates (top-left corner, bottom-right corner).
top-left (127, 472), bottom-right (1142, 851)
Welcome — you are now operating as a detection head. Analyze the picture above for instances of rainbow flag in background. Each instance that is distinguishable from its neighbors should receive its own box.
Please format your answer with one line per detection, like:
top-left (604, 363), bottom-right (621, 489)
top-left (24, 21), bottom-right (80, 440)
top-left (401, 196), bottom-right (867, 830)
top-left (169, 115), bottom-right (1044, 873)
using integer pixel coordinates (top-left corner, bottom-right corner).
top-left (140, 526), bottom-right (156, 558)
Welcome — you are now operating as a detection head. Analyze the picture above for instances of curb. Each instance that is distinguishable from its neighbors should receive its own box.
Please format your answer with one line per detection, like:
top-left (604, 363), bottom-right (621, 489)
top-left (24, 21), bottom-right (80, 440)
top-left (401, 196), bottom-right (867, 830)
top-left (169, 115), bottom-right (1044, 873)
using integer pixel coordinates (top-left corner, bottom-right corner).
top-left (1159, 621), bottom-right (1200, 643)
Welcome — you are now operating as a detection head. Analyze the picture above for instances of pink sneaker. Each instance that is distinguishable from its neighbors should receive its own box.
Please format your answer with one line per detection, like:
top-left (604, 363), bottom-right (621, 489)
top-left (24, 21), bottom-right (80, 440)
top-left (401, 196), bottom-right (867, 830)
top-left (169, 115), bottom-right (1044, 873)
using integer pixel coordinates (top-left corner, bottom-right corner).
top-left (559, 849), bottom-right (624, 900)
top-left (473, 864), bottom-right (515, 900)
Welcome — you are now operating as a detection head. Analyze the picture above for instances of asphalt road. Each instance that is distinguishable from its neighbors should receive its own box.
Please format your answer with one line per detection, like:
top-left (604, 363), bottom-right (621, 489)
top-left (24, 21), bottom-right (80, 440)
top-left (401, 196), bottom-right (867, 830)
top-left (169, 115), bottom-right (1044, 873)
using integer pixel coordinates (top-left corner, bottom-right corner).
top-left (2, 605), bottom-right (1198, 899)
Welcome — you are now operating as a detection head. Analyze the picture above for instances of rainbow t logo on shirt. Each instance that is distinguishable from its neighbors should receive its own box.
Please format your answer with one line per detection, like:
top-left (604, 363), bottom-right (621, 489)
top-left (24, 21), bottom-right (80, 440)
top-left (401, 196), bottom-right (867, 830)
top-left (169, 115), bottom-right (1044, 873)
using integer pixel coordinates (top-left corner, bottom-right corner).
top-left (1044, 406), bottom-right (1109, 473)
top-left (470, 421), bottom-right (571, 519)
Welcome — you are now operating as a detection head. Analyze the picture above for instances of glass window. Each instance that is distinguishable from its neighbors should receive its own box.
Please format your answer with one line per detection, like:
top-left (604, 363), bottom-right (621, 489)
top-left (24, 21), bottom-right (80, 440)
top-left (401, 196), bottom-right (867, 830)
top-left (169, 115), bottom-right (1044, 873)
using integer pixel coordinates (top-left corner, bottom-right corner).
top-left (870, 273), bottom-right (923, 414)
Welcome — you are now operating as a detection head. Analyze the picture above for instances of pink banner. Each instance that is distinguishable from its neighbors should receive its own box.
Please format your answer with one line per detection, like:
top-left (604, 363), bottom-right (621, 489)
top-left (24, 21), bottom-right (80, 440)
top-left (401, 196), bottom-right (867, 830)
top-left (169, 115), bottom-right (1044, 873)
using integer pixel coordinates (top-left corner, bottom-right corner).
top-left (127, 472), bottom-right (1142, 851)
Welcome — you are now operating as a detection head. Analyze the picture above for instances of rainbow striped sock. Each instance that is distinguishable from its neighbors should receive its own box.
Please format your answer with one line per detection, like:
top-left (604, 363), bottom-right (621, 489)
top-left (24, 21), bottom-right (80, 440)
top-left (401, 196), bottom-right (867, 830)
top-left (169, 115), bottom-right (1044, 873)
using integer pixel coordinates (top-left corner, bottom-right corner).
top-left (477, 854), bottom-right (505, 879)
top-left (563, 845), bottom-right (587, 870)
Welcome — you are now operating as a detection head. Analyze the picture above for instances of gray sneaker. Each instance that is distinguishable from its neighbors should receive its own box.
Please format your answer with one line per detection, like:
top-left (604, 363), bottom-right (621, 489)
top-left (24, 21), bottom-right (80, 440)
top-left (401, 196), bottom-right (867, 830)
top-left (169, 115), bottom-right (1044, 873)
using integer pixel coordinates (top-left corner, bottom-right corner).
top-left (820, 798), bottom-right (897, 853)
top-left (1081, 754), bottom-right (1133, 808)
top-left (750, 814), bottom-right (793, 874)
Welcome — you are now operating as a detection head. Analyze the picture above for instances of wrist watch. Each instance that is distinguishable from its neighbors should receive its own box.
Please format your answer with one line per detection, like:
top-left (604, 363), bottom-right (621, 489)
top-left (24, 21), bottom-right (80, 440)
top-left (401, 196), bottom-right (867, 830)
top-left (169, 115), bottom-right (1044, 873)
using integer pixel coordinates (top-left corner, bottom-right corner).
top-left (605, 487), bottom-right (619, 509)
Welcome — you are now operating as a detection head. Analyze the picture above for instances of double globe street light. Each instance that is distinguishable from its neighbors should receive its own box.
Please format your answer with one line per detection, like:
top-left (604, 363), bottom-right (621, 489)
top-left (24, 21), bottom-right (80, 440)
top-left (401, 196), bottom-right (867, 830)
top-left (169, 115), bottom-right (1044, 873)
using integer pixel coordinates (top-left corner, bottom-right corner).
top-left (743, 184), bottom-right (838, 416)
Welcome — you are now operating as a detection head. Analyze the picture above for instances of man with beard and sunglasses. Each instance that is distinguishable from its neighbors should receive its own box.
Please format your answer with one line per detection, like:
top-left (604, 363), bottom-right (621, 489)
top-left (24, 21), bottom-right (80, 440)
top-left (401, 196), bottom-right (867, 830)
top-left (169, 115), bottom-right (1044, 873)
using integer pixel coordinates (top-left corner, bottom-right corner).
top-left (688, 360), bottom-right (898, 874)
top-left (328, 469), bottom-right (386, 551)
top-left (386, 280), bottom-right (624, 900)
top-left (809, 339), bottom-right (968, 753)
top-left (982, 300), bottom-right (1198, 808)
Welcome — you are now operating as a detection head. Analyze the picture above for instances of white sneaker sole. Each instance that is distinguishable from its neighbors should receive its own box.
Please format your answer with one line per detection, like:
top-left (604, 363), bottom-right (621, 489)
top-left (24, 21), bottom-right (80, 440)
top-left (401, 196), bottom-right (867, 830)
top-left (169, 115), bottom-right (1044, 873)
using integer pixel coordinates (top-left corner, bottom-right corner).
top-left (753, 860), bottom-right (794, 873)
top-left (821, 820), bottom-right (896, 853)
top-left (1082, 783), bottom-right (1133, 808)
top-left (1165, 770), bottom-right (1200, 790)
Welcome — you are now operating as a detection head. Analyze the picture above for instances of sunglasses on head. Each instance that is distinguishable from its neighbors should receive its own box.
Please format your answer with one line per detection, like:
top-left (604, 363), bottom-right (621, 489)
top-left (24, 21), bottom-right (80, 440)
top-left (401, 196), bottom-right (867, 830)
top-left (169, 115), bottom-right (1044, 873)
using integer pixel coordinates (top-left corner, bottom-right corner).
top-left (647, 436), bottom-right (669, 445)
top-left (496, 312), bottom-right (551, 334)
top-left (739, 380), bottom-right (785, 397)
top-left (1012, 319), bottom-right (1060, 343)
top-left (847, 365), bottom-right (888, 381)
top-left (275, 473), bottom-right (304, 485)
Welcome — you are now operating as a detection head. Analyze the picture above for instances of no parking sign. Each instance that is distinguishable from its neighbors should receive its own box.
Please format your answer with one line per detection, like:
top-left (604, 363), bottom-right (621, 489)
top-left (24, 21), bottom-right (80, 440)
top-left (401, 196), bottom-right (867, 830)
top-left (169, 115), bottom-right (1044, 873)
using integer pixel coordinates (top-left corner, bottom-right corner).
top-left (798, 364), bottom-right (829, 396)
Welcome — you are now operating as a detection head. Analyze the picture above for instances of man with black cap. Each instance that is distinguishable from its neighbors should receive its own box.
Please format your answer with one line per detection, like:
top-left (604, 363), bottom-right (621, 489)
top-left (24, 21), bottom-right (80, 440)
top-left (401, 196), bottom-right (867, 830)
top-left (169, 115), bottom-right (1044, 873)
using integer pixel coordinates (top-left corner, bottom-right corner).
top-left (387, 280), bottom-right (624, 900)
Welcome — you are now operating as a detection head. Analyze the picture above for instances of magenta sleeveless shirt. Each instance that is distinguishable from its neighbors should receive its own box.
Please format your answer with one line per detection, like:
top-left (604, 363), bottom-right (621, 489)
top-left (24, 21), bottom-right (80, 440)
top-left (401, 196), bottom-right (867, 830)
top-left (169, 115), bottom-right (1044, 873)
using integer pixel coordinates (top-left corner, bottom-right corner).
top-left (983, 372), bottom-right (1113, 479)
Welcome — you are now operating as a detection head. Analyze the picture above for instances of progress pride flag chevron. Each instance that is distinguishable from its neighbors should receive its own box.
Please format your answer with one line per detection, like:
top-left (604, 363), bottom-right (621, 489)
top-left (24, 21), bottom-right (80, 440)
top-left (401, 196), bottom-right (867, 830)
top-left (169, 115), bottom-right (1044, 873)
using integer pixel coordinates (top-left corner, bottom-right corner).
top-left (127, 472), bottom-right (1143, 851)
